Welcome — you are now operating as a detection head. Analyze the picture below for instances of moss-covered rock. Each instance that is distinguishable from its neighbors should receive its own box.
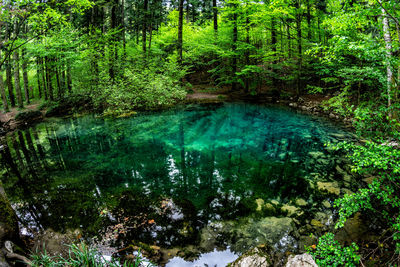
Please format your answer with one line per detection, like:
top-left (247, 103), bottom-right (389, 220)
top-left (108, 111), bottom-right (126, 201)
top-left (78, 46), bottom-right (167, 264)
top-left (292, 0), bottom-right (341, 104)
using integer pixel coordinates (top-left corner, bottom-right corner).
top-left (0, 184), bottom-right (19, 242)
top-left (15, 110), bottom-right (42, 123)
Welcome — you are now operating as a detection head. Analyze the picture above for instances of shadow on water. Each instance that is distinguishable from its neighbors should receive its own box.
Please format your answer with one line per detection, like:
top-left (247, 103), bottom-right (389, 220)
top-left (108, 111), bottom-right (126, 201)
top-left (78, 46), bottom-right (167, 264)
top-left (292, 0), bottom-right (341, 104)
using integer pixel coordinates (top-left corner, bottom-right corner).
top-left (0, 103), bottom-right (355, 265)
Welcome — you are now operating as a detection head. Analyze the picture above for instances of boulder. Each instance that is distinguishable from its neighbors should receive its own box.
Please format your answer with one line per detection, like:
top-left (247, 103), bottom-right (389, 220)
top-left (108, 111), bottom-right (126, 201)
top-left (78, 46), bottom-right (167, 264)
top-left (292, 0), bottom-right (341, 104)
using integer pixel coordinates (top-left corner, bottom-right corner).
top-left (229, 245), bottom-right (278, 267)
top-left (317, 181), bottom-right (340, 196)
top-left (285, 253), bottom-right (317, 267)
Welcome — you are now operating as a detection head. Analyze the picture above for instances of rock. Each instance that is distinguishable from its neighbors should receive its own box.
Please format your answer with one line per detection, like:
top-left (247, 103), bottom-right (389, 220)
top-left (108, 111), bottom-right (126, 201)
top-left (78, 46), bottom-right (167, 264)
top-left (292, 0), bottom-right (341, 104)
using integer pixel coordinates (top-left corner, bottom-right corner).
top-left (229, 245), bottom-right (278, 267)
top-left (322, 200), bottom-right (331, 209)
top-left (33, 229), bottom-right (82, 258)
top-left (285, 253), bottom-right (317, 267)
top-left (310, 219), bottom-right (324, 228)
top-left (256, 199), bottom-right (265, 211)
top-left (228, 217), bottom-right (296, 252)
top-left (335, 213), bottom-right (368, 245)
top-left (295, 199), bottom-right (307, 207)
top-left (282, 205), bottom-right (303, 217)
top-left (15, 110), bottom-right (42, 123)
top-left (317, 181), bottom-right (340, 195)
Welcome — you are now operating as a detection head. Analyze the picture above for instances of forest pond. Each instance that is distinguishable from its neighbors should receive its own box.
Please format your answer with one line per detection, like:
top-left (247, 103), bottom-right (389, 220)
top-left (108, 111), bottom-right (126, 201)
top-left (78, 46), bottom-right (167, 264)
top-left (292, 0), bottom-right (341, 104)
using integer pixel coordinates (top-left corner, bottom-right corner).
top-left (0, 103), bottom-right (357, 266)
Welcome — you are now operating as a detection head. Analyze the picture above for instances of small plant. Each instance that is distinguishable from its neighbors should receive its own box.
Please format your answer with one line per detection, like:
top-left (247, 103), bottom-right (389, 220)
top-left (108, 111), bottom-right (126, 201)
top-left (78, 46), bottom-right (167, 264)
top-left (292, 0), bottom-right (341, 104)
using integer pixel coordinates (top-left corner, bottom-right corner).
top-left (308, 233), bottom-right (360, 267)
top-left (31, 243), bottom-right (153, 267)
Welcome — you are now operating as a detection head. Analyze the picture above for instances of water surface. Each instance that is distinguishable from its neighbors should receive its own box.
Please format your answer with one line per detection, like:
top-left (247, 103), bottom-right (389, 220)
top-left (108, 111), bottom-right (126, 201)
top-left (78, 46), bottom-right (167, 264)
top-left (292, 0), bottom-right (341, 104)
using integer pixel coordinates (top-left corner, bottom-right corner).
top-left (0, 103), bottom-right (355, 266)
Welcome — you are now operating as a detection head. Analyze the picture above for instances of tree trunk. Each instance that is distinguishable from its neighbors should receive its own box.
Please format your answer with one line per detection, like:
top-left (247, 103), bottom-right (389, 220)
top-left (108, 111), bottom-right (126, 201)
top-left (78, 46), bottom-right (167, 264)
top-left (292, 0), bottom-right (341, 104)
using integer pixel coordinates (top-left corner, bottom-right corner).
top-left (178, 0), bottom-right (184, 64)
top-left (142, 0), bottom-right (148, 53)
top-left (45, 57), bottom-right (54, 101)
top-left (40, 57), bottom-right (48, 100)
top-left (232, 7), bottom-right (238, 91)
top-left (13, 50), bottom-right (23, 108)
top-left (56, 61), bottom-right (62, 99)
top-left (67, 62), bottom-right (72, 93)
top-left (296, 6), bottom-right (302, 96)
top-left (213, 0), bottom-right (218, 34)
top-left (0, 73), bottom-right (9, 112)
top-left (382, 7), bottom-right (393, 117)
top-left (5, 59), bottom-right (15, 107)
top-left (245, 15), bottom-right (250, 92)
top-left (21, 48), bottom-right (30, 104)
top-left (307, 0), bottom-right (312, 40)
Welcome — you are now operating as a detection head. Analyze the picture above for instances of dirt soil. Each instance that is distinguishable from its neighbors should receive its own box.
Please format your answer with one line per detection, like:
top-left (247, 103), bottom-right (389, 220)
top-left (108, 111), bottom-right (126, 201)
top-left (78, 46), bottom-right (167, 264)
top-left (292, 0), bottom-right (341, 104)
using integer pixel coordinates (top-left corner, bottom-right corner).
top-left (0, 101), bottom-right (43, 131)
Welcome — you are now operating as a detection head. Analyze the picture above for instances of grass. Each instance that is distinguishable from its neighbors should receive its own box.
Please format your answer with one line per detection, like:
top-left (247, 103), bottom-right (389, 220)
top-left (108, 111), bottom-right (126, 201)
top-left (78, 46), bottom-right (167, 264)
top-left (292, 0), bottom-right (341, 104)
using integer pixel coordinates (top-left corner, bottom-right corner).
top-left (31, 243), bottom-right (154, 267)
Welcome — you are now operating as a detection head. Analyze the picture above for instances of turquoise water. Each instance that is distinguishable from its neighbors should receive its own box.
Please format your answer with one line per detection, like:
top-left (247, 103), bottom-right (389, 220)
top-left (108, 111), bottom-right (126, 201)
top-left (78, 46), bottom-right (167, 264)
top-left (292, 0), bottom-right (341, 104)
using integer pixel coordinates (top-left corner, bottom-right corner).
top-left (0, 103), bottom-right (354, 265)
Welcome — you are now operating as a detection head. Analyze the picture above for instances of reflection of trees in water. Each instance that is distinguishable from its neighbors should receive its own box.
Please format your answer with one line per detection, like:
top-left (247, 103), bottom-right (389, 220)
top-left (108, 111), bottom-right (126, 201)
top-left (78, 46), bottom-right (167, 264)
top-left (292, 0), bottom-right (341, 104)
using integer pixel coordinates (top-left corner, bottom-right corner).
top-left (0, 104), bottom-right (344, 249)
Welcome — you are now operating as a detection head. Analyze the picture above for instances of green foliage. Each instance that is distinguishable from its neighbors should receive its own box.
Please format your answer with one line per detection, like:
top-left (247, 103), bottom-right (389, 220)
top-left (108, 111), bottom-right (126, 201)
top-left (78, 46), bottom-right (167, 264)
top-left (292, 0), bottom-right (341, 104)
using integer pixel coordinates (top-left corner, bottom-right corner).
top-left (90, 59), bottom-right (187, 115)
top-left (308, 233), bottom-right (360, 267)
top-left (31, 243), bottom-right (152, 267)
top-left (330, 140), bottom-right (400, 256)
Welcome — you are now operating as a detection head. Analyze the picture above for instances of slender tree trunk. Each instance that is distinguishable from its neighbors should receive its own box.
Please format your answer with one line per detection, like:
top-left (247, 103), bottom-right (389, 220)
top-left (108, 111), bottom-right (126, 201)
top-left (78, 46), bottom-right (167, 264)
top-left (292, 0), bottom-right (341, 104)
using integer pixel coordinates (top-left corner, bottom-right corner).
top-left (149, 24), bottom-right (153, 50)
top-left (21, 48), bottom-right (30, 104)
top-left (5, 58), bottom-right (15, 107)
top-left (178, 0), bottom-right (184, 64)
top-left (382, 7), bottom-right (393, 117)
top-left (213, 0), bottom-right (218, 34)
top-left (13, 50), bottom-right (23, 108)
top-left (271, 17), bottom-right (277, 57)
top-left (307, 0), bottom-right (311, 40)
top-left (296, 6), bottom-right (302, 96)
top-left (45, 57), bottom-right (54, 101)
top-left (287, 20), bottom-right (292, 58)
top-left (245, 15), bottom-right (250, 92)
top-left (0, 72), bottom-right (9, 112)
top-left (122, 0), bottom-right (127, 60)
top-left (186, 0), bottom-right (190, 22)
top-left (56, 61), bottom-right (62, 99)
top-left (40, 57), bottom-right (48, 100)
top-left (142, 0), bottom-right (148, 53)
top-left (67, 61), bottom-right (72, 93)
top-left (232, 7), bottom-right (238, 91)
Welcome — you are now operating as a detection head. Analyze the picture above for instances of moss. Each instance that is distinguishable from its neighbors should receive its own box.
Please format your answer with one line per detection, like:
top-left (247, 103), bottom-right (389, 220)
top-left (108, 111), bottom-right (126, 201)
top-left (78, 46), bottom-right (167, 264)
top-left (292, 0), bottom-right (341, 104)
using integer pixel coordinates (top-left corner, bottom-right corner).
top-left (15, 110), bottom-right (42, 122)
top-left (0, 184), bottom-right (18, 233)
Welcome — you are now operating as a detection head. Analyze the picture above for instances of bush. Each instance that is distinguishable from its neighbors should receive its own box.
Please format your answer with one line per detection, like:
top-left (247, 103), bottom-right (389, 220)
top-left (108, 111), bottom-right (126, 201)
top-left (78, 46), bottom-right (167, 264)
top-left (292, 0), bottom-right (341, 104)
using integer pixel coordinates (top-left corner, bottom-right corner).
top-left (91, 60), bottom-right (187, 116)
top-left (308, 233), bottom-right (360, 267)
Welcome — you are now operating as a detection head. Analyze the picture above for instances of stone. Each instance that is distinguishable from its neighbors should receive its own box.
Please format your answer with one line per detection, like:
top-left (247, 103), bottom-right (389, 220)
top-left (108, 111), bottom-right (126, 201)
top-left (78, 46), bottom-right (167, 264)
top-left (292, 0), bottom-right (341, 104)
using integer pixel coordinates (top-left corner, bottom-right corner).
top-left (335, 213), bottom-right (368, 244)
top-left (322, 200), bottom-right (331, 209)
top-left (310, 219), bottom-right (324, 228)
top-left (33, 229), bottom-right (81, 258)
top-left (229, 247), bottom-right (272, 267)
top-left (295, 199), bottom-right (307, 207)
top-left (317, 181), bottom-right (340, 195)
top-left (282, 205), bottom-right (303, 217)
top-left (285, 253), bottom-right (318, 267)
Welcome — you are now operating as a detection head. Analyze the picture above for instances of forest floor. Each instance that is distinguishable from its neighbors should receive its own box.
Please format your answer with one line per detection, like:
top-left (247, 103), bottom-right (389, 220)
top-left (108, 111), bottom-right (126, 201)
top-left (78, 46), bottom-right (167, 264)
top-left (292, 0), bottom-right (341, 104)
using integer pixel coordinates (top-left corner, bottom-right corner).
top-left (0, 101), bottom-right (43, 130)
top-left (186, 84), bottom-right (230, 101)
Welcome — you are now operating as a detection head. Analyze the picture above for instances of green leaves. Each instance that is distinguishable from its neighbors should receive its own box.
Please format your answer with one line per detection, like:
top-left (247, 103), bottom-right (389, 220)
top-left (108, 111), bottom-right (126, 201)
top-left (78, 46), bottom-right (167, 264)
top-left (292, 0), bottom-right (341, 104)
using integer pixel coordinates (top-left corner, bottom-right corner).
top-left (308, 233), bottom-right (361, 267)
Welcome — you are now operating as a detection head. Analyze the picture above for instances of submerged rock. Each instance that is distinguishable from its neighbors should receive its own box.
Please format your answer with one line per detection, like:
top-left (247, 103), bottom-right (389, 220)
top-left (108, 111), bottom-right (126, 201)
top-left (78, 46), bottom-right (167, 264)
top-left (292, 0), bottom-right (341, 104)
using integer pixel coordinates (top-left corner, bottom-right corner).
top-left (229, 245), bottom-right (277, 267)
top-left (316, 181), bottom-right (340, 195)
top-left (285, 253), bottom-right (317, 267)
top-left (281, 205), bottom-right (303, 217)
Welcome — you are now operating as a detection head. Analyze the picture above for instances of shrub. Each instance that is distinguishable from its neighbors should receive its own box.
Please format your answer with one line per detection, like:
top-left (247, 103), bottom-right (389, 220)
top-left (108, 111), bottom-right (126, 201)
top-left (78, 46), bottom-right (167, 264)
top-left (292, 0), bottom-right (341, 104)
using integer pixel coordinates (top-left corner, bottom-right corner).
top-left (308, 233), bottom-right (360, 267)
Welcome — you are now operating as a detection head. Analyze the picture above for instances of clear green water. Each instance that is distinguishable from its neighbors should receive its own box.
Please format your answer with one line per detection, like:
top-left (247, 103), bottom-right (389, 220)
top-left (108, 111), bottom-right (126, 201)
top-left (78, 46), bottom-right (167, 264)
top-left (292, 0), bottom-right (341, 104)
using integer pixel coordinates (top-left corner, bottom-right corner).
top-left (0, 103), bottom-right (355, 265)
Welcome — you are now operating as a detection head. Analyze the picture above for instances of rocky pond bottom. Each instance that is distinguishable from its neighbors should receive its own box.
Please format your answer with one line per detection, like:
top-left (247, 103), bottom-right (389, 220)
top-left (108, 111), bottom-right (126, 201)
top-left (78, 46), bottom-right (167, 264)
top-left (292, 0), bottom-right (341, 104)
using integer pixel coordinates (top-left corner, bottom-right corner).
top-left (0, 102), bottom-right (359, 266)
